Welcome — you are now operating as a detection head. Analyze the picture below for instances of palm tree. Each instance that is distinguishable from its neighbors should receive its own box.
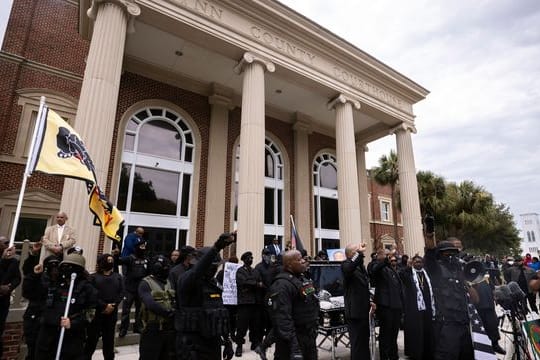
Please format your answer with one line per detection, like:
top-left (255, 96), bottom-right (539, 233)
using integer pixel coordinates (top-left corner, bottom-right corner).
top-left (371, 150), bottom-right (401, 252)
top-left (416, 171), bottom-right (446, 247)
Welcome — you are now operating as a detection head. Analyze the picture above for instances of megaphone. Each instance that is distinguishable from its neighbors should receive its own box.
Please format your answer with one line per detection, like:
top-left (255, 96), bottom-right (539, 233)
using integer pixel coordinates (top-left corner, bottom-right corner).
top-left (463, 261), bottom-right (486, 284)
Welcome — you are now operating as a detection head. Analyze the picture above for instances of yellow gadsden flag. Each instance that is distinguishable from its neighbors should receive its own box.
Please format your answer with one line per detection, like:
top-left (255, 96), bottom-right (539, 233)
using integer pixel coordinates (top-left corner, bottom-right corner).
top-left (32, 107), bottom-right (96, 183)
top-left (88, 183), bottom-right (124, 242)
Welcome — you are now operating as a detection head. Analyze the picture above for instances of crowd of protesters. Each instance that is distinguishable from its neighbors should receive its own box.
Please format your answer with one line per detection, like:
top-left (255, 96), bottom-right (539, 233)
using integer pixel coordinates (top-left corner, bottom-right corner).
top-left (3, 212), bottom-right (540, 360)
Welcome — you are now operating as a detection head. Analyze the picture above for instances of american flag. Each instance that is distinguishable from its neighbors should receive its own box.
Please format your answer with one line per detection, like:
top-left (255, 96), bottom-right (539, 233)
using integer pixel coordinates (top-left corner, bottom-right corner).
top-left (468, 303), bottom-right (497, 360)
top-left (290, 215), bottom-right (305, 252)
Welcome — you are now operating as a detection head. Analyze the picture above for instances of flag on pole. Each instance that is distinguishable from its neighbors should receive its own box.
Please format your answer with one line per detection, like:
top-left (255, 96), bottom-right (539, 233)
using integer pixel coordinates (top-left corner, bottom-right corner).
top-left (290, 215), bottom-right (305, 252)
top-left (31, 107), bottom-right (96, 183)
top-left (29, 105), bottom-right (123, 242)
top-left (88, 183), bottom-right (124, 241)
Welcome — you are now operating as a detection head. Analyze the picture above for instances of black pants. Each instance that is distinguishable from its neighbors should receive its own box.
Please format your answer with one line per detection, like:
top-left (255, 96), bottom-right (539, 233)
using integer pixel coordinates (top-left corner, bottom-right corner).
top-left (140, 325), bottom-right (175, 360)
top-left (176, 332), bottom-right (221, 360)
top-left (376, 306), bottom-right (401, 360)
top-left (120, 291), bottom-right (141, 332)
top-left (0, 296), bottom-right (9, 358)
top-left (274, 326), bottom-right (317, 360)
top-left (85, 310), bottom-right (118, 360)
top-left (23, 310), bottom-right (41, 360)
top-left (477, 308), bottom-right (500, 344)
top-left (235, 304), bottom-right (262, 346)
top-left (434, 322), bottom-right (473, 360)
top-left (347, 317), bottom-right (370, 360)
top-left (528, 292), bottom-right (539, 313)
top-left (224, 305), bottom-right (237, 340)
top-left (34, 324), bottom-right (86, 360)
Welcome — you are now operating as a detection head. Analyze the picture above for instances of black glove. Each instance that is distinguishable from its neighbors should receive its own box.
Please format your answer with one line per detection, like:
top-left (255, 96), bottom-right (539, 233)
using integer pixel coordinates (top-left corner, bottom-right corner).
top-left (214, 232), bottom-right (236, 250)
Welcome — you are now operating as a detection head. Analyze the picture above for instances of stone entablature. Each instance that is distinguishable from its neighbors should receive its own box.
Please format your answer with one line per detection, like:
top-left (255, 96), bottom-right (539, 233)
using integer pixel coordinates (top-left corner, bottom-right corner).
top-left (80, 0), bottom-right (428, 123)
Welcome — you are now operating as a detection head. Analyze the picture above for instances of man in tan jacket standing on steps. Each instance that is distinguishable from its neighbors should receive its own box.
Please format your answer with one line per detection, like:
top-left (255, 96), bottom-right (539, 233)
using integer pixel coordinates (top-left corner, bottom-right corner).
top-left (40, 211), bottom-right (77, 262)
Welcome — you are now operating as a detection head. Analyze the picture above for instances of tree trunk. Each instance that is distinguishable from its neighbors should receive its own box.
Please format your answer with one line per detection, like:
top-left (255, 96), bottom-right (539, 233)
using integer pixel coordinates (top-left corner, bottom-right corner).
top-left (391, 184), bottom-right (403, 254)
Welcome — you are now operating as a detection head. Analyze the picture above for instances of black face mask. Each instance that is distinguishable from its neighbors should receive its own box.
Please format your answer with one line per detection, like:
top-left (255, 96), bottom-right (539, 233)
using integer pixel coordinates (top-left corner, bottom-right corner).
top-left (100, 262), bottom-right (114, 272)
top-left (135, 247), bottom-right (146, 257)
top-left (155, 266), bottom-right (169, 281)
top-left (60, 264), bottom-right (80, 281)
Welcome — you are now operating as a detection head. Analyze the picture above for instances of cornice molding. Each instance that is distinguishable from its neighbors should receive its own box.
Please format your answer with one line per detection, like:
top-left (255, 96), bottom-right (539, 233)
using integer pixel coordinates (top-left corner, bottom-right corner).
top-left (0, 52), bottom-right (83, 82)
top-left (233, 52), bottom-right (275, 74)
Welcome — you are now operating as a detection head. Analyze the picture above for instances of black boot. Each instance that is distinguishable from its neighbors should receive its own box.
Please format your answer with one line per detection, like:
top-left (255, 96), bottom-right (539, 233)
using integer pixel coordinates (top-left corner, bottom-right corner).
top-left (235, 345), bottom-right (242, 357)
top-left (254, 344), bottom-right (267, 360)
top-left (492, 342), bottom-right (506, 355)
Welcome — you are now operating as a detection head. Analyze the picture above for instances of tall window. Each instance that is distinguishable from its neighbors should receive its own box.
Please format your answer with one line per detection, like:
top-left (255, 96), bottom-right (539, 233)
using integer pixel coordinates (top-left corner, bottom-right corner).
top-left (313, 153), bottom-right (339, 251)
top-left (528, 231), bottom-right (532, 242)
top-left (234, 137), bottom-right (285, 248)
top-left (380, 200), bottom-right (391, 222)
top-left (533, 232), bottom-right (537, 242)
top-left (117, 107), bottom-right (194, 256)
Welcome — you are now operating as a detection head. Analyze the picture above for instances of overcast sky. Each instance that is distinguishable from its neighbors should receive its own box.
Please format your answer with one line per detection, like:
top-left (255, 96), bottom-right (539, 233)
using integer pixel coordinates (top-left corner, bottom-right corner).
top-left (1, 1), bottom-right (539, 229)
top-left (279, 0), bottom-right (540, 228)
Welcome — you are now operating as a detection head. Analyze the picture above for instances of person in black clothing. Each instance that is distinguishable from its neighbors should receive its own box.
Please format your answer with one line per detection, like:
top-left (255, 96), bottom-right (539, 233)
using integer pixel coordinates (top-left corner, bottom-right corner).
top-left (31, 253), bottom-right (97, 359)
top-left (370, 249), bottom-right (404, 360)
top-left (399, 255), bottom-right (435, 360)
top-left (169, 245), bottom-right (195, 291)
top-left (139, 255), bottom-right (176, 360)
top-left (85, 253), bottom-right (124, 360)
top-left (116, 237), bottom-right (148, 337)
top-left (268, 250), bottom-right (319, 360)
top-left (234, 251), bottom-right (264, 356)
top-left (342, 243), bottom-right (372, 360)
top-left (22, 253), bottom-right (60, 360)
top-left (424, 239), bottom-right (476, 360)
top-left (0, 237), bottom-right (21, 359)
top-left (175, 232), bottom-right (236, 360)
top-left (472, 276), bottom-right (506, 355)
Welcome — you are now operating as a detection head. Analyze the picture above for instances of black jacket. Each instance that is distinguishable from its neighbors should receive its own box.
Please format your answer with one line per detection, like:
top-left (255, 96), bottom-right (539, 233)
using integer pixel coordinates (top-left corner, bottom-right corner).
top-left (370, 259), bottom-right (403, 310)
top-left (341, 253), bottom-right (371, 320)
top-left (236, 265), bottom-right (258, 305)
top-left (0, 256), bottom-right (21, 299)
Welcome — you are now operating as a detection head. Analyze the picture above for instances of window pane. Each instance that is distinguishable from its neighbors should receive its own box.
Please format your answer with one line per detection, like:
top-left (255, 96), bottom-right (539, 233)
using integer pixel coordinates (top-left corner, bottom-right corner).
top-left (321, 197), bottom-right (339, 230)
top-left (15, 217), bottom-right (48, 243)
top-left (320, 163), bottom-right (337, 189)
top-left (124, 134), bottom-right (135, 151)
top-left (314, 196), bottom-right (319, 227)
top-left (265, 149), bottom-right (274, 178)
top-left (184, 146), bottom-right (193, 163)
top-left (265, 187), bottom-right (274, 224)
top-left (178, 230), bottom-right (187, 249)
top-left (117, 164), bottom-right (131, 210)
top-left (134, 226), bottom-right (176, 258)
top-left (180, 174), bottom-right (191, 217)
top-left (277, 189), bottom-right (283, 225)
top-left (138, 120), bottom-right (181, 160)
top-left (24, 111), bottom-right (38, 156)
top-left (127, 118), bottom-right (138, 131)
top-left (322, 238), bottom-right (340, 251)
top-left (130, 166), bottom-right (179, 215)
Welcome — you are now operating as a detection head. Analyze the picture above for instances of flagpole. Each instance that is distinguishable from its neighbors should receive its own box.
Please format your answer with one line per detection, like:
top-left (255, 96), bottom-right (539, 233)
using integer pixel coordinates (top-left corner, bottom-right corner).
top-left (290, 214), bottom-right (296, 249)
top-left (8, 96), bottom-right (47, 248)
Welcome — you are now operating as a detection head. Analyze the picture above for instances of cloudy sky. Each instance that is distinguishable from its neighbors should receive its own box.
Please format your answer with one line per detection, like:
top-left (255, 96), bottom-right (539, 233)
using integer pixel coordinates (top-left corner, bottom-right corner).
top-left (279, 0), bottom-right (540, 227)
top-left (1, 1), bottom-right (539, 229)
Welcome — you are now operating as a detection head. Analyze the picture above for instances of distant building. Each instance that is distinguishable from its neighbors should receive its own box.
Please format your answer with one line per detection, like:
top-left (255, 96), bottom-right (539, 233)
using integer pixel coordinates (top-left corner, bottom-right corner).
top-left (521, 213), bottom-right (540, 255)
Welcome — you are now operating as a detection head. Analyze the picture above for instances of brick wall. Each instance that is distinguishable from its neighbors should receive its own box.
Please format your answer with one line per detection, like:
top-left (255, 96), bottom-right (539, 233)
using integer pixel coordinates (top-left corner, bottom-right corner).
top-left (1, 321), bottom-right (23, 360)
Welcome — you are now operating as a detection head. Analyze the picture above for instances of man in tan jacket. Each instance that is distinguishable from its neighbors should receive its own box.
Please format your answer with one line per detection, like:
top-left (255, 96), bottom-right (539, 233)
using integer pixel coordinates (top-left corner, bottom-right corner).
top-left (40, 212), bottom-right (77, 262)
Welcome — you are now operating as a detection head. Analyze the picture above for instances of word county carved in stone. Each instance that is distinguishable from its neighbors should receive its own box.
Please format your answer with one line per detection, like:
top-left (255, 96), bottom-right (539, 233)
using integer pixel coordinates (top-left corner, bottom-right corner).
top-left (250, 26), bottom-right (316, 65)
top-left (333, 66), bottom-right (408, 112)
top-left (169, 0), bottom-right (224, 21)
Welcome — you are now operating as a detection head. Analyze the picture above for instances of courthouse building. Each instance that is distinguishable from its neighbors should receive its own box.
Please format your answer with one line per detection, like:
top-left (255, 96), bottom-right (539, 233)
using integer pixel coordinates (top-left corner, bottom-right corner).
top-left (0, 0), bottom-right (428, 270)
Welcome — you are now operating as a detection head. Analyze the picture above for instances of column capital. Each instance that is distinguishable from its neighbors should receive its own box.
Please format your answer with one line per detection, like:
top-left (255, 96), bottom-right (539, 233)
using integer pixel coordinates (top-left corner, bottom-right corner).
top-left (234, 52), bottom-right (275, 74)
top-left (293, 112), bottom-right (313, 134)
top-left (208, 83), bottom-right (235, 109)
top-left (355, 141), bottom-right (369, 152)
top-left (87, 0), bottom-right (141, 33)
top-left (389, 122), bottom-right (417, 135)
top-left (327, 94), bottom-right (361, 111)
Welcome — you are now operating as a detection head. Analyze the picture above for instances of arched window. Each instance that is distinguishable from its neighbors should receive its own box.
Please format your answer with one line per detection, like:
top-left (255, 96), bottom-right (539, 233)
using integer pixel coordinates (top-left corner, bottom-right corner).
top-left (234, 137), bottom-right (285, 247)
top-left (117, 107), bottom-right (194, 255)
top-left (313, 153), bottom-right (339, 251)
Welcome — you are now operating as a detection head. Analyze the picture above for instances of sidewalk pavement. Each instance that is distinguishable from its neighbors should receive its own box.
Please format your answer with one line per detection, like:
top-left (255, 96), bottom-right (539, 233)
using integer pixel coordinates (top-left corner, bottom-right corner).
top-left (92, 317), bottom-right (520, 360)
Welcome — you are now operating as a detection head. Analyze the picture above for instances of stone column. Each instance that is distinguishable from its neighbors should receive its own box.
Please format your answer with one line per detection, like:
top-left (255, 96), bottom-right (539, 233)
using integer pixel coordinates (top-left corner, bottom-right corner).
top-left (59, 0), bottom-right (140, 270)
top-left (293, 114), bottom-right (312, 254)
top-left (328, 94), bottom-right (362, 247)
top-left (393, 123), bottom-right (424, 256)
top-left (233, 52), bottom-right (275, 258)
top-left (356, 142), bottom-right (372, 255)
top-left (204, 85), bottom-right (233, 246)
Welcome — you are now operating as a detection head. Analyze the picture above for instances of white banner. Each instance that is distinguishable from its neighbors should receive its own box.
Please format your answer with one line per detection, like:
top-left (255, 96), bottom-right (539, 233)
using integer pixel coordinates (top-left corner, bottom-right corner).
top-left (222, 262), bottom-right (242, 305)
